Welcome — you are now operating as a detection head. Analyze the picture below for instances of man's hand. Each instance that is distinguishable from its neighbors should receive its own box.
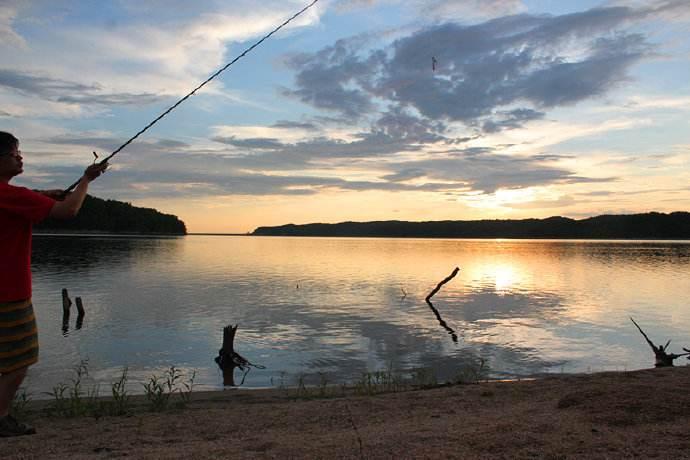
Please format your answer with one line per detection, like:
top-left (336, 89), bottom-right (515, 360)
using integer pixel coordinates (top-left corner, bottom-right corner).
top-left (84, 162), bottom-right (109, 182)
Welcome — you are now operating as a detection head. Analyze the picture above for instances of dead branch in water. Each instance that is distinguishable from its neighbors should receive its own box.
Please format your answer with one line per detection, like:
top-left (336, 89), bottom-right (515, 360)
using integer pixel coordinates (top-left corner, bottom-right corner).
top-left (630, 317), bottom-right (689, 367)
top-left (425, 267), bottom-right (460, 303)
top-left (425, 267), bottom-right (461, 343)
top-left (427, 300), bottom-right (458, 343)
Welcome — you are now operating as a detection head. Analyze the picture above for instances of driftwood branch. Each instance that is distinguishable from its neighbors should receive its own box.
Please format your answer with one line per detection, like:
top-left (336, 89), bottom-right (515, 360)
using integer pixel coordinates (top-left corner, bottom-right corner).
top-left (630, 317), bottom-right (656, 351)
top-left (425, 267), bottom-right (461, 343)
top-left (425, 267), bottom-right (460, 303)
top-left (630, 317), bottom-right (690, 367)
top-left (426, 301), bottom-right (458, 343)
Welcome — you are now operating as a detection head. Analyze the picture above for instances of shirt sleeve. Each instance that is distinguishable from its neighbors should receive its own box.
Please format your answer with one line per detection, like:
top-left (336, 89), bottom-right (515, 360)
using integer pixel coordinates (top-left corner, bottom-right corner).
top-left (0, 185), bottom-right (56, 224)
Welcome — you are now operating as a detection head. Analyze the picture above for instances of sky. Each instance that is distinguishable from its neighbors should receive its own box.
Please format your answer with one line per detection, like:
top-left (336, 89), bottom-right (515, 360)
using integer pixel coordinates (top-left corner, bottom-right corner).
top-left (1, 0), bottom-right (689, 233)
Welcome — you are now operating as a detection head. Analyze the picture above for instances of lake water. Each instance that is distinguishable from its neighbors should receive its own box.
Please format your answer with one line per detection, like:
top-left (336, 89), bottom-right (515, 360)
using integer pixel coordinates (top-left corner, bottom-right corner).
top-left (25, 235), bottom-right (690, 396)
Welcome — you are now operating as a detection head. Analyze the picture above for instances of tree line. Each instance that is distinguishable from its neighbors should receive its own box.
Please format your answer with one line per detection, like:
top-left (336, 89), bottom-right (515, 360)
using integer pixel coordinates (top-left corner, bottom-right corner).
top-left (36, 194), bottom-right (187, 235)
top-left (252, 212), bottom-right (690, 239)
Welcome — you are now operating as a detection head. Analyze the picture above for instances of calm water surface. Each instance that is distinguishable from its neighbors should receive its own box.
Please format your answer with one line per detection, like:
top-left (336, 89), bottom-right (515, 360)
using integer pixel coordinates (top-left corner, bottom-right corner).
top-left (26, 235), bottom-right (690, 396)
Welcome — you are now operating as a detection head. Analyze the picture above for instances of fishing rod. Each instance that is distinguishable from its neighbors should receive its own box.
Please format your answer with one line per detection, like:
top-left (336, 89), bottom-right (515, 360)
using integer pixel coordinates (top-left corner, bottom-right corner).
top-left (63, 0), bottom-right (320, 194)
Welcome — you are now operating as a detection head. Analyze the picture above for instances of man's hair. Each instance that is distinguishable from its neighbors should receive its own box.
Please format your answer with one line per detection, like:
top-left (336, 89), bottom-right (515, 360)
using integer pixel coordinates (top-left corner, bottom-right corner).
top-left (0, 131), bottom-right (18, 155)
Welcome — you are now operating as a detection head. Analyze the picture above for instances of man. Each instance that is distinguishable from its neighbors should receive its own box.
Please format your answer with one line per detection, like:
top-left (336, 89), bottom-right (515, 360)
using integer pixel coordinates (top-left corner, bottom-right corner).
top-left (0, 131), bottom-right (107, 437)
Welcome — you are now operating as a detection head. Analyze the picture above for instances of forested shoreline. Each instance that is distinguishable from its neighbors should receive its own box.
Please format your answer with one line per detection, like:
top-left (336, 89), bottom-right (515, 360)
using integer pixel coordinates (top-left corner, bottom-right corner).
top-left (253, 212), bottom-right (690, 239)
top-left (35, 195), bottom-right (187, 235)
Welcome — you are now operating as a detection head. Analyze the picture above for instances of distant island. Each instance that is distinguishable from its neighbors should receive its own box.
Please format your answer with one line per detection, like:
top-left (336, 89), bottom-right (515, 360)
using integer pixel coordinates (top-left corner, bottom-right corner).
top-left (36, 195), bottom-right (187, 235)
top-left (253, 212), bottom-right (690, 239)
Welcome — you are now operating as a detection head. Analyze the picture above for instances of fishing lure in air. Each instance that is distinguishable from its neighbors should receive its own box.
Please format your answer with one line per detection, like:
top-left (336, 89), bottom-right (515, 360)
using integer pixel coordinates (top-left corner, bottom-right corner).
top-left (63, 0), bottom-right (320, 194)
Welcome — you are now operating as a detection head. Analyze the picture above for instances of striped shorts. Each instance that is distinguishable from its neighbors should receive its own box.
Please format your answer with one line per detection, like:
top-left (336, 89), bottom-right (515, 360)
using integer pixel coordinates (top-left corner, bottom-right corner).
top-left (0, 299), bottom-right (39, 374)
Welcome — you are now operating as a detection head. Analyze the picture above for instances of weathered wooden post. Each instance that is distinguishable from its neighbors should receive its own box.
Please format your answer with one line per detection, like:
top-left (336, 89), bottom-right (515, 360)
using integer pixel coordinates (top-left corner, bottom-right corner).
top-left (61, 288), bottom-right (72, 334)
top-left (75, 297), bottom-right (85, 329)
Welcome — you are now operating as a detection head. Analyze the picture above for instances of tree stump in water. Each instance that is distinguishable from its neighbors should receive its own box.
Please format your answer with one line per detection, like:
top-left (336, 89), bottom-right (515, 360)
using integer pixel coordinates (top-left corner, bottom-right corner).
top-left (215, 324), bottom-right (248, 386)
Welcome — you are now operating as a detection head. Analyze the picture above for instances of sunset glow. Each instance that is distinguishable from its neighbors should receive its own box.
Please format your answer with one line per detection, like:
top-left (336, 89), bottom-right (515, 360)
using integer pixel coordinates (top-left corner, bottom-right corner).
top-left (2, 1), bottom-right (688, 232)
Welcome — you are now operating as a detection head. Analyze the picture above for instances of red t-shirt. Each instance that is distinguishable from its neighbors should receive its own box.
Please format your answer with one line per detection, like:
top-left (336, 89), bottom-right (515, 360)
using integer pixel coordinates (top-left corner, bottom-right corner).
top-left (0, 183), bottom-right (55, 301)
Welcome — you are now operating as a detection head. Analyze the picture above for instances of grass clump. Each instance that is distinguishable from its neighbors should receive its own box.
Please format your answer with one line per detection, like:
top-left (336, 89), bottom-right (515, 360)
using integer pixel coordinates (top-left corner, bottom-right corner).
top-left (11, 387), bottom-right (32, 420)
top-left (108, 367), bottom-right (131, 416)
top-left (46, 360), bottom-right (100, 418)
top-left (453, 357), bottom-right (487, 385)
top-left (354, 366), bottom-right (406, 396)
top-left (142, 366), bottom-right (196, 412)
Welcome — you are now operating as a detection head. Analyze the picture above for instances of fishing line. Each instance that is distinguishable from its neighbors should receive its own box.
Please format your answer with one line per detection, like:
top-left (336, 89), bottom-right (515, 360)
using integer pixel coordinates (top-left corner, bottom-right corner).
top-left (64, 0), bottom-right (320, 193)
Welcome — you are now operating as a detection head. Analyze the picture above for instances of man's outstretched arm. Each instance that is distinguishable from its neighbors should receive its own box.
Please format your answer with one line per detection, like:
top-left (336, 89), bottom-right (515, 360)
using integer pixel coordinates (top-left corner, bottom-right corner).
top-left (49, 163), bottom-right (108, 219)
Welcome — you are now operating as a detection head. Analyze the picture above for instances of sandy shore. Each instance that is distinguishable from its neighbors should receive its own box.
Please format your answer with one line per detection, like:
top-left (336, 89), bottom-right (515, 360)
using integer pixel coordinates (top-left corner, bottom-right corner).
top-left (4, 366), bottom-right (690, 459)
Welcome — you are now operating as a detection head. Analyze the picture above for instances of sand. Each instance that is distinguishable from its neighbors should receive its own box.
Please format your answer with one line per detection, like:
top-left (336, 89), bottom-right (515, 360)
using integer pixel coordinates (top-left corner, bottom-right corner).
top-left (4, 366), bottom-right (690, 459)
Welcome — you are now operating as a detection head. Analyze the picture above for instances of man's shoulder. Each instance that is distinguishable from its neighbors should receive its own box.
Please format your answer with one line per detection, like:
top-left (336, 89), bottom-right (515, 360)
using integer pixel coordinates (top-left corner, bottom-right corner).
top-left (0, 182), bottom-right (29, 192)
top-left (0, 182), bottom-right (54, 209)
top-left (0, 183), bottom-right (42, 197)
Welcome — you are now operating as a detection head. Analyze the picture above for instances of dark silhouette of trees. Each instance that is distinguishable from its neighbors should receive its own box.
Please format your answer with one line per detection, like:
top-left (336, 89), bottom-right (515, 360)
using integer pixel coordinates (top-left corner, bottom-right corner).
top-left (36, 194), bottom-right (186, 235)
top-left (252, 212), bottom-right (690, 239)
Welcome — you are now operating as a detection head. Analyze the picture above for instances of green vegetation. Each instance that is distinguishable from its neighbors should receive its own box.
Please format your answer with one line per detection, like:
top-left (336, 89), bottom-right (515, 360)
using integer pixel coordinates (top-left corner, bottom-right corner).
top-left (45, 360), bottom-right (97, 418)
top-left (275, 360), bottom-right (488, 400)
top-left (142, 366), bottom-right (196, 412)
top-left (15, 360), bottom-right (486, 419)
top-left (35, 194), bottom-right (186, 235)
top-left (31, 361), bottom-right (197, 419)
top-left (11, 387), bottom-right (32, 420)
top-left (253, 211), bottom-right (690, 239)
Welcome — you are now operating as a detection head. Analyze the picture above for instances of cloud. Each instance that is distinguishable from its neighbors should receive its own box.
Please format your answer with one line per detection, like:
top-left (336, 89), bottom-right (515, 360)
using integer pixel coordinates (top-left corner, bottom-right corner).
top-left (283, 35), bottom-right (383, 119)
top-left (383, 150), bottom-right (617, 193)
top-left (413, 0), bottom-right (526, 20)
top-left (482, 109), bottom-right (545, 133)
top-left (40, 133), bottom-right (123, 152)
top-left (285, 4), bottom-right (660, 131)
top-left (212, 107), bottom-right (454, 163)
top-left (0, 69), bottom-right (165, 107)
top-left (504, 195), bottom-right (577, 209)
top-left (16, 119), bottom-right (623, 205)
top-left (333, 0), bottom-right (527, 20)
top-left (381, 168), bottom-right (427, 182)
top-left (0, 1), bottom-right (323, 118)
top-left (0, 3), bottom-right (25, 49)
top-left (332, 0), bottom-right (377, 13)
top-left (213, 136), bottom-right (286, 150)
top-left (270, 120), bottom-right (320, 130)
